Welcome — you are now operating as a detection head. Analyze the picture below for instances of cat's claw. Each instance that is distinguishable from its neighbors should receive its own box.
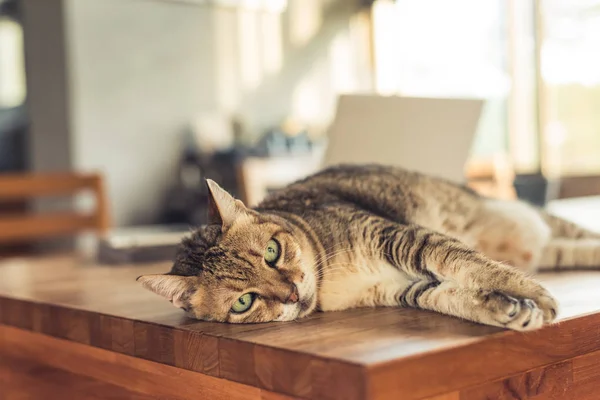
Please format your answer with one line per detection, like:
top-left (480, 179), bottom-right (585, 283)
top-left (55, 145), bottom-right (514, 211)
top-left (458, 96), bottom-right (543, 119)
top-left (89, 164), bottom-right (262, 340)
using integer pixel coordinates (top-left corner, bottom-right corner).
top-left (504, 297), bottom-right (544, 331)
top-left (483, 291), bottom-right (548, 331)
top-left (503, 280), bottom-right (559, 325)
top-left (533, 293), bottom-right (559, 323)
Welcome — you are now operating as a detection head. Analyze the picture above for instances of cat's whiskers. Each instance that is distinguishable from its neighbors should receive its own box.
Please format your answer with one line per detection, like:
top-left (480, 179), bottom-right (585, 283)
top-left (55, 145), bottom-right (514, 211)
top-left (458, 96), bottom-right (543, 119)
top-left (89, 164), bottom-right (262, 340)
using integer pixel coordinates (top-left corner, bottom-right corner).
top-left (316, 246), bottom-right (356, 263)
top-left (316, 248), bottom-right (396, 274)
top-left (313, 263), bottom-right (363, 279)
top-left (313, 265), bottom-right (354, 278)
top-left (312, 265), bottom-right (350, 278)
top-left (311, 247), bottom-right (357, 273)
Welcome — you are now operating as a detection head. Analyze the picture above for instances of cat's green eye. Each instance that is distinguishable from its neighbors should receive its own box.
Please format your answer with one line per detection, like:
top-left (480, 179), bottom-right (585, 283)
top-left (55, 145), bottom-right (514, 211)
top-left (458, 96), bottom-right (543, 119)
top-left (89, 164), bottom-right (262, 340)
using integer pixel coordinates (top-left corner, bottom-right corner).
top-left (264, 239), bottom-right (280, 265)
top-left (231, 293), bottom-right (255, 313)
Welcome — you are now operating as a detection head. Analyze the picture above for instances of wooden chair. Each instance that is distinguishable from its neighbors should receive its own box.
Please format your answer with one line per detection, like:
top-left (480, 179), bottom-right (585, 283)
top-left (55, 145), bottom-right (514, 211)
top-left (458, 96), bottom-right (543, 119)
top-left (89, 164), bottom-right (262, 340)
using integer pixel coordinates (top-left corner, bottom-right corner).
top-left (0, 172), bottom-right (110, 243)
top-left (237, 154), bottom-right (323, 206)
top-left (466, 155), bottom-right (517, 200)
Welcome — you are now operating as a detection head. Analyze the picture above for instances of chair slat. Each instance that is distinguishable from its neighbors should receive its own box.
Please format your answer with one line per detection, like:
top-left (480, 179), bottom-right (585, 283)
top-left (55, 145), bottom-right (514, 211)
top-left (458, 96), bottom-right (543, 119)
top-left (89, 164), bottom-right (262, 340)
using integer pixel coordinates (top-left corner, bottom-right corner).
top-left (0, 212), bottom-right (98, 243)
top-left (0, 173), bottom-right (99, 200)
top-left (0, 172), bottom-right (110, 244)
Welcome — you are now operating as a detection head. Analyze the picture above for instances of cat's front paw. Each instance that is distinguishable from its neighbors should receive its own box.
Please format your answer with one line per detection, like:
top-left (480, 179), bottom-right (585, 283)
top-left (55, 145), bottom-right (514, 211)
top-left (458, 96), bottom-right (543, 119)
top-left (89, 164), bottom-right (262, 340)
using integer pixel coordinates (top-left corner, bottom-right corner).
top-left (483, 291), bottom-right (546, 331)
top-left (533, 292), bottom-right (559, 323)
top-left (501, 279), bottom-right (559, 325)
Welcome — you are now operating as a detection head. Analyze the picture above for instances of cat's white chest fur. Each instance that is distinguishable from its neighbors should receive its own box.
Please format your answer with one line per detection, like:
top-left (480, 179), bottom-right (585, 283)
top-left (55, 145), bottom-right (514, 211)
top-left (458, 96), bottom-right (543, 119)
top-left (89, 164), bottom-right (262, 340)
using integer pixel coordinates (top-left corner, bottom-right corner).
top-left (317, 257), bottom-right (411, 311)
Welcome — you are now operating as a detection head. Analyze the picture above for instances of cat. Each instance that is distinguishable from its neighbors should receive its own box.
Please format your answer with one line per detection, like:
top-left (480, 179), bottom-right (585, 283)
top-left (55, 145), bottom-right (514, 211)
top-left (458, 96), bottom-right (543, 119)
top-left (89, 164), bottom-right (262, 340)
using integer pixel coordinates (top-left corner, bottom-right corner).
top-left (138, 164), bottom-right (600, 331)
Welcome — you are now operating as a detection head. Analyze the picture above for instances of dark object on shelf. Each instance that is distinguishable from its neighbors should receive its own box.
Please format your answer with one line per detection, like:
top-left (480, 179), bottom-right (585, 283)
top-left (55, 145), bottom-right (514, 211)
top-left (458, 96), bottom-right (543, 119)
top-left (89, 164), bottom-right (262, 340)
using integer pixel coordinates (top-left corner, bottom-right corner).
top-left (254, 129), bottom-right (289, 157)
top-left (253, 128), bottom-right (315, 157)
top-left (513, 173), bottom-right (559, 207)
top-left (0, 106), bottom-right (28, 173)
top-left (161, 132), bottom-right (241, 226)
top-left (0, 0), bottom-right (20, 19)
top-left (288, 130), bottom-right (312, 155)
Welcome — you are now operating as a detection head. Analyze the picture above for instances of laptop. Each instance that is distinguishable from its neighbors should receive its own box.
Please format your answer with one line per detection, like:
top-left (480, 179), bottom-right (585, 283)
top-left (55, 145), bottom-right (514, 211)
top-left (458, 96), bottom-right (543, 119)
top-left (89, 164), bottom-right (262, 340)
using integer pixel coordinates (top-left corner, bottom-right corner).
top-left (324, 95), bottom-right (484, 183)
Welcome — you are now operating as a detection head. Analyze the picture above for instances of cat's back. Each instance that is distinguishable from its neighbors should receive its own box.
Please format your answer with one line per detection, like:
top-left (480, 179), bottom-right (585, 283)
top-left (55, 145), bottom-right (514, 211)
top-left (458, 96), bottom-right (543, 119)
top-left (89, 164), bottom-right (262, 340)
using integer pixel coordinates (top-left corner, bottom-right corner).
top-left (261, 164), bottom-right (475, 199)
top-left (301, 163), bottom-right (416, 183)
top-left (257, 164), bottom-right (415, 208)
top-left (256, 164), bottom-right (477, 218)
top-left (269, 164), bottom-right (417, 196)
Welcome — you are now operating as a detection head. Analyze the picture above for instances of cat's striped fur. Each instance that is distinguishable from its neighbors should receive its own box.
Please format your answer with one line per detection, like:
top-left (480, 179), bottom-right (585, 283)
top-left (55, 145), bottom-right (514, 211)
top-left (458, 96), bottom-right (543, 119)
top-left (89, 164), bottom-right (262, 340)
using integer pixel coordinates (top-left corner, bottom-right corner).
top-left (138, 164), bottom-right (600, 331)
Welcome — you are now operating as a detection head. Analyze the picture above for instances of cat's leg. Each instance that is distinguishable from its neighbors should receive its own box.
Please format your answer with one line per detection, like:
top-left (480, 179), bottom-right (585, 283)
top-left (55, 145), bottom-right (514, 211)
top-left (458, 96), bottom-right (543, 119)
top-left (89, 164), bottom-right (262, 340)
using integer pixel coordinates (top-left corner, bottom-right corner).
top-left (375, 222), bottom-right (558, 323)
top-left (465, 200), bottom-right (551, 272)
top-left (463, 202), bottom-right (600, 271)
top-left (534, 211), bottom-right (600, 270)
top-left (397, 280), bottom-right (544, 330)
top-left (538, 238), bottom-right (600, 270)
top-left (540, 210), bottom-right (600, 239)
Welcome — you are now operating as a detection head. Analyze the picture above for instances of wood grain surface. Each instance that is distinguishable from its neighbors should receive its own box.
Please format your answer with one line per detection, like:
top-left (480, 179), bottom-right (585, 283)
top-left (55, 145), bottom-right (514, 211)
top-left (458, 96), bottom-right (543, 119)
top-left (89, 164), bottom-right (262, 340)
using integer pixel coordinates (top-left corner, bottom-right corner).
top-left (2, 255), bottom-right (600, 399)
top-left (0, 324), bottom-right (297, 400)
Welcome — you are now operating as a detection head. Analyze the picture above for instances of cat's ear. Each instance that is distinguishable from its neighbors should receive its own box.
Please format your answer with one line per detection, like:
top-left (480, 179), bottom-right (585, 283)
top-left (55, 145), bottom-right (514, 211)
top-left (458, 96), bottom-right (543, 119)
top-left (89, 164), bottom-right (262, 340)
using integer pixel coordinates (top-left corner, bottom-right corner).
top-left (137, 274), bottom-right (192, 309)
top-left (206, 179), bottom-right (247, 229)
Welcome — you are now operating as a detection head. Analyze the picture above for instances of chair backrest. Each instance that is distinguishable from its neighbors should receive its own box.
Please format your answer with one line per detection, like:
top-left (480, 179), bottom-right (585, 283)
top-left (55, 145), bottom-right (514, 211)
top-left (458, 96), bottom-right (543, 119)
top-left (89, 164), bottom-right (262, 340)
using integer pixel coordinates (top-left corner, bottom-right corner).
top-left (237, 153), bottom-right (323, 206)
top-left (0, 172), bottom-right (110, 243)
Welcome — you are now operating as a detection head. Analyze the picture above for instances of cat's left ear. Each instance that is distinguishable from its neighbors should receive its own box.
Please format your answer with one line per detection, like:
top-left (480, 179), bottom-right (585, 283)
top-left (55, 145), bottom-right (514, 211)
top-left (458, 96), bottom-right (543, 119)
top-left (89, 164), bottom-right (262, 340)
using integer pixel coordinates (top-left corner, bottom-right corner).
top-left (206, 179), bottom-right (248, 229)
top-left (137, 274), bottom-right (193, 309)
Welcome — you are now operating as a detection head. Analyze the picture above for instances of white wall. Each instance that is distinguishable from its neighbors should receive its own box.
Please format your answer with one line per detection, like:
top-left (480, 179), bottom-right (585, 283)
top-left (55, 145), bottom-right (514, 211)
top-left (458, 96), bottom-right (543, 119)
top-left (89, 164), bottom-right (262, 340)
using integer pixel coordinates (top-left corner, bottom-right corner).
top-left (24, 0), bottom-right (370, 226)
top-left (211, 0), bottom-right (371, 136)
top-left (65, 0), bottom-right (219, 225)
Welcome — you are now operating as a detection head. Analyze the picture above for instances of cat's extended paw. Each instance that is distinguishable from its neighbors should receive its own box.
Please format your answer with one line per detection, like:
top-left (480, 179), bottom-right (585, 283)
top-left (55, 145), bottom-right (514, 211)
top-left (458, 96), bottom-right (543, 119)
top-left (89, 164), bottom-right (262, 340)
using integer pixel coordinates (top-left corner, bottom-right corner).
top-left (500, 278), bottom-right (559, 325)
top-left (533, 292), bottom-right (559, 324)
top-left (483, 291), bottom-right (545, 331)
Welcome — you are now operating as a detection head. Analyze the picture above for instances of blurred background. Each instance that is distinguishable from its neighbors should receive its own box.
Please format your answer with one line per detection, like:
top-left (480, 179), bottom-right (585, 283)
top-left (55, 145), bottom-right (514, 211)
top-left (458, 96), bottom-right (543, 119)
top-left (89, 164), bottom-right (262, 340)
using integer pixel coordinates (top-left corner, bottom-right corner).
top-left (1, 0), bottom-right (599, 261)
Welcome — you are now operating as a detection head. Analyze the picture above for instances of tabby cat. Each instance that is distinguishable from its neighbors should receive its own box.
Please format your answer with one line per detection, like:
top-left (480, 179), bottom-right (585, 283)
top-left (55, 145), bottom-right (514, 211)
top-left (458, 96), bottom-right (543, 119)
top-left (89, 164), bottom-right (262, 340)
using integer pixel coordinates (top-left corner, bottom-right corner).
top-left (138, 165), bottom-right (600, 331)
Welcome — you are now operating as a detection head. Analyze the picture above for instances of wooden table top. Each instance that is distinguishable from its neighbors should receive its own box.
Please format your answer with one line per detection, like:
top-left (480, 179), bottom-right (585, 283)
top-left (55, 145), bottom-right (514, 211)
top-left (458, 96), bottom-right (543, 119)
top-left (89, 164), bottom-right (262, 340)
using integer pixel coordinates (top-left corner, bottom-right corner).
top-left (2, 255), bottom-right (600, 400)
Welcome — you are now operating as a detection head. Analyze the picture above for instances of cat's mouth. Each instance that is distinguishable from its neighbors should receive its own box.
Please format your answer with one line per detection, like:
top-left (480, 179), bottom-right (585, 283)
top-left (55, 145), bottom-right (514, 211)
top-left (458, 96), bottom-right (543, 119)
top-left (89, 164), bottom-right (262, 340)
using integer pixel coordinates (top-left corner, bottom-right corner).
top-left (297, 292), bottom-right (316, 318)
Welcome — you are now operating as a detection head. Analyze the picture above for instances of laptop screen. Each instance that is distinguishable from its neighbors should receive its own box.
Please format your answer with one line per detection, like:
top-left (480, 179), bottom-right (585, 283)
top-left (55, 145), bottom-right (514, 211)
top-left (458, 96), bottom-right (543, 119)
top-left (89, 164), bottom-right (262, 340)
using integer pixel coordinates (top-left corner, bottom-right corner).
top-left (324, 95), bottom-right (484, 183)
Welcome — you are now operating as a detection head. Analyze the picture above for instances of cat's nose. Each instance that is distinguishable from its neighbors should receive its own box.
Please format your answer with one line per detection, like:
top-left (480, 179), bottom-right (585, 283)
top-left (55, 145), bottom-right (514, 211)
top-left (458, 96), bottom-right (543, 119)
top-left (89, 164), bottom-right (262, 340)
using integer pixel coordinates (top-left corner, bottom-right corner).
top-left (285, 284), bottom-right (299, 304)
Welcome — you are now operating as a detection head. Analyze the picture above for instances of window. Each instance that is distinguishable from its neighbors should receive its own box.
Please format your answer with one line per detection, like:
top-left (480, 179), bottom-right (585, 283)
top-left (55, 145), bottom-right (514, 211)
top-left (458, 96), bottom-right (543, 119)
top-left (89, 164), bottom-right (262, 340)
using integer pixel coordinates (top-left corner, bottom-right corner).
top-left (371, 0), bottom-right (510, 163)
top-left (0, 16), bottom-right (26, 108)
top-left (371, 0), bottom-right (600, 196)
top-left (538, 0), bottom-right (600, 177)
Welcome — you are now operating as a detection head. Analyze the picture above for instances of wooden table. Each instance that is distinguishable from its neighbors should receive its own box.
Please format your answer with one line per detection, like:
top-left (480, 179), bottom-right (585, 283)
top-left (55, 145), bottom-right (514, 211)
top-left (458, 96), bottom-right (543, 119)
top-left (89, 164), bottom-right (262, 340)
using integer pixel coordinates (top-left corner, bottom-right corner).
top-left (2, 255), bottom-right (600, 399)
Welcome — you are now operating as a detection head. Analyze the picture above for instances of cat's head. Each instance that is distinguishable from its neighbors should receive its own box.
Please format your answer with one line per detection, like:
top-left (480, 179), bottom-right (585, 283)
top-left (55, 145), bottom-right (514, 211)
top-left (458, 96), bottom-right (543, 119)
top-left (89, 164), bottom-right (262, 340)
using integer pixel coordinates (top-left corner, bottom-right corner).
top-left (137, 180), bottom-right (318, 323)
